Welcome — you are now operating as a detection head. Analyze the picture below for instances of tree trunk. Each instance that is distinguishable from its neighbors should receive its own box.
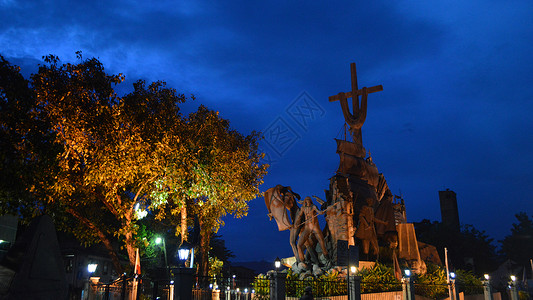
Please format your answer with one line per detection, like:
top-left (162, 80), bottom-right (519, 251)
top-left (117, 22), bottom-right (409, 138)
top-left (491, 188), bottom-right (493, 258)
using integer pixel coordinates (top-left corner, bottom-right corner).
top-left (123, 207), bottom-right (137, 271)
top-left (124, 229), bottom-right (136, 271)
top-left (66, 208), bottom-right (124, 274)
top-left (180, 205), bottom-right (187, 244)
top-left (198, 219), bottom-right (211, 278)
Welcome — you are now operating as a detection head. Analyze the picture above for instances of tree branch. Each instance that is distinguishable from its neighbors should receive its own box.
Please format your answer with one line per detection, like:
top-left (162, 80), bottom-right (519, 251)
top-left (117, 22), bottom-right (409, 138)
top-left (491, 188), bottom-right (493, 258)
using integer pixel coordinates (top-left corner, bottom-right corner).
top-left (66, 207), bottom-right (124, 274)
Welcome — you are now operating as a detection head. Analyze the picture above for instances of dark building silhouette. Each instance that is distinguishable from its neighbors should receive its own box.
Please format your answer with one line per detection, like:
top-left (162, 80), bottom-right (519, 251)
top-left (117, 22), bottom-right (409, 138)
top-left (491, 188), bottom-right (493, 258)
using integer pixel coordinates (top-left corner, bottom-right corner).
top-left (439, 189), bottom-right (460, 231)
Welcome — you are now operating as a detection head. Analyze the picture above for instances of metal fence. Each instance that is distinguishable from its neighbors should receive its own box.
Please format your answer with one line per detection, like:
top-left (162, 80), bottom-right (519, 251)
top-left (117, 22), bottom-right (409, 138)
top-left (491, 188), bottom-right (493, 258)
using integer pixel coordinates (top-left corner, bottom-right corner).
top-left (194, 275), bottom-right (260, 300)
top-left (85, 273), bottom-right (493, 300)
top-left (88, 276), bottom-right (175, 300)
top-left (286, 277), bottom-right (347, 299)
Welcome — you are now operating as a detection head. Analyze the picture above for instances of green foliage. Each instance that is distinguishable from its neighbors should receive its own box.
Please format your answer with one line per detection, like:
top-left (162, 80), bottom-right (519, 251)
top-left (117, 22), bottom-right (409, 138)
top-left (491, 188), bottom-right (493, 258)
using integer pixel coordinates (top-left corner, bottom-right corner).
top-left (208, 256), bottom-right (224, 278)
top-left (210, 234), bottom-right (234, 265)
top-left (252, 274), bottom-right (270, 299)
top-left (519, 291), bottom-right (530, 300)
top-left (0, 54), bottom-right (57, 221)
top-left (252, 263), bottom-right (487, 299)
top-left (360, 263), bottom-right (401, 293)
top-left (455, 270), bottom-right (483, 295)
top-left (414, 263), bottom-right (448, 299)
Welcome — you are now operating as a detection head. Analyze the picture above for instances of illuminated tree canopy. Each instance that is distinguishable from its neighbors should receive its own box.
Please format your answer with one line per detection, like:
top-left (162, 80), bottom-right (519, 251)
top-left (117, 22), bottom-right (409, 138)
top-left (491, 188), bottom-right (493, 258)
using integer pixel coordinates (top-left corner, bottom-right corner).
top-left (0, 54), bottom-right (267, 273)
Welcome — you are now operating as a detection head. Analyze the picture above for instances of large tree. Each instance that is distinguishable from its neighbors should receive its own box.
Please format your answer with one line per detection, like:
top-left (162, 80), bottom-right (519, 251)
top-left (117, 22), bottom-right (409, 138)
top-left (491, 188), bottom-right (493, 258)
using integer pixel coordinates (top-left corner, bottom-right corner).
top-left (0, 55), bottom-right (57, 220)
top-left (0, 54), bottom-right (267, 274)
top-left (414, 219), bottom-right (499, 274)
top-left (499, 212), bottom-right (533, 267)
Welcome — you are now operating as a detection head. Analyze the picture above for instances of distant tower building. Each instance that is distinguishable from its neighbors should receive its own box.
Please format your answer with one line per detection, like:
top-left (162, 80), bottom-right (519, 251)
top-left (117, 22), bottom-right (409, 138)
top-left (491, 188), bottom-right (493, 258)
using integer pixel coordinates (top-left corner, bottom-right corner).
top-left (439, 189), bottom-right (460, 231)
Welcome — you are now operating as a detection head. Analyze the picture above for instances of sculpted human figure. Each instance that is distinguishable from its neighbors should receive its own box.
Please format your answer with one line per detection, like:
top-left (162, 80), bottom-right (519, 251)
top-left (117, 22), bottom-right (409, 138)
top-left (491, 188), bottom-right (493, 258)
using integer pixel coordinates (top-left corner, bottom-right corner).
top-left (296, 197), bottom-right (329, 262)
top-left (264, 185), bottom-right (302, 259)
top-left (355, 197), bottom-right (387, 258)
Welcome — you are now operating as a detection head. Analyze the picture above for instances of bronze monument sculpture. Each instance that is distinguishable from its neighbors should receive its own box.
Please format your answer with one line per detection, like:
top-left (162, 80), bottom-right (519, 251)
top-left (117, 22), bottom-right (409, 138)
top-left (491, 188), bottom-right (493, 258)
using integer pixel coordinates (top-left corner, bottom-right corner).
top-left (264, 62), bottom-right (432, 276)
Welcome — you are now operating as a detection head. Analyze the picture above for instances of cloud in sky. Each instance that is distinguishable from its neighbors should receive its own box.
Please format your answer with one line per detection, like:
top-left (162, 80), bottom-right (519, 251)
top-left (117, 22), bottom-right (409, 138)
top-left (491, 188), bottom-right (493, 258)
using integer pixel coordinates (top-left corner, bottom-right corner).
top-left (1, 0), bottom-right (532, 262)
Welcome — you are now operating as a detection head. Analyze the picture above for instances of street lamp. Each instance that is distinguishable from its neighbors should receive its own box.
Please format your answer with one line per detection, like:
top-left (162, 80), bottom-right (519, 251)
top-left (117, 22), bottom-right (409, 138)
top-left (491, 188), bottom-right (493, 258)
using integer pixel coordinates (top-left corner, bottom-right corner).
top-left (402, 269), bottom-right (414, 300)
top-left (350, 266), bottom-right (357, 274)
top-left (449, 272), bottom-right (457, 300)
top-left (155, 236), bottom-right (168, 270)
top-left (274, 257), bottom-right (281, 270)
top-left (483, 274), bottom-right (493, 300)
top-left (404, 269), bottom-right (411, 278)
top-left (174, 242), bottom-right (194, 300)
top-left (348, 265), bottom-right (359, 300)
top-left (177, 242), bottom-right (191, 267)
top-left (87, 263), bottom-right (98, 274)
top-left (84, 263), bottom-right (98, 300)
top-left (509, 275), bottom-right (519, 300)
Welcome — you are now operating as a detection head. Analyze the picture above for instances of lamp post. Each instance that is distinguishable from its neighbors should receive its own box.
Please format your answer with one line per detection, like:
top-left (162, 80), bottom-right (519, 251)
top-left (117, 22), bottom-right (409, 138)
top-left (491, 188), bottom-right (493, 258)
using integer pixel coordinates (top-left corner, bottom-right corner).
top-left (509, 275), bottom-right (519, 300)
top-left (155, 237), bottom-right (169, 271)
top-left (155, 236), bottom-right (170, 300)
top-left (402, 269), bottom-right (415, 300)
top-left (348, 265), bottom-right (360, 300)
top-left (483, 274), bottom-right (493, 300)
top-left (270, 258), bottom-right (287, 300)
top-left (177, 243), bottom-right (190, 267)
top-left (449, 272), bottom-right (458, 300)
top-left (87, 263), bottom-right (98, 274)
top-left (174, 242), bottom-right (194, 300)
top-left (83, 263), bottom-right (98, 300)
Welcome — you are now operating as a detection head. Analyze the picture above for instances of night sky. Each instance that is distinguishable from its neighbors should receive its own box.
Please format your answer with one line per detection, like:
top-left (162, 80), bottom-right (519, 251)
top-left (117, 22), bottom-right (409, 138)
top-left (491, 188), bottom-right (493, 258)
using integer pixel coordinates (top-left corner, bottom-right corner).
top-left (1, 1), bottom-right (532, 263)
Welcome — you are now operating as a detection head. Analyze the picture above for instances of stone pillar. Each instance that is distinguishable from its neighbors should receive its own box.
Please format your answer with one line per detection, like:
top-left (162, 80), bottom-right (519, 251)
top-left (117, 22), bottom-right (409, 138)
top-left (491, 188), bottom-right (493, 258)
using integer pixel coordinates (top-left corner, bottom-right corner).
top-left (402, 277), bottom-right (415, 300)
top-left (173, 267), bottom-right (195, 300)
top-left (269, 271), bottom-right (287, 300)
top-left (483, 280), bottom-right (493, 300)
top-left (348, 275), bottom-right (361, 300)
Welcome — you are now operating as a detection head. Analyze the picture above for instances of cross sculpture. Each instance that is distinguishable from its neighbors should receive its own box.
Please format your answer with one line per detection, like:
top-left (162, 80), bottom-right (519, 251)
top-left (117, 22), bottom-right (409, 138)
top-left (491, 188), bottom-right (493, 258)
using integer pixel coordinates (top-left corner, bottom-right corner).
top-left (329, 63), bottom-right (383, 156)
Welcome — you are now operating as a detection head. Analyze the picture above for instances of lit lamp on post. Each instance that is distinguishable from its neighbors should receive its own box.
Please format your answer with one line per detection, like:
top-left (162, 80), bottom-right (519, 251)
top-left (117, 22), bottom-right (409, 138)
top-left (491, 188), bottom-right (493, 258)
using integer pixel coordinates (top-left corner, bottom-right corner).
top-left (174, 241), bottom-right (194, 300)
top-left (449, 272), bottom-right (458, 300)
top-left (88, 263), bottom-right (98, 274)
top-left (348, 266), bottom-right (360, 300)
top-left (155, 236), bottom-right (170, 299)
top-left (270, 257), bottom-right (287, 300)
top-left (509, 275), bottom-right (519, 300)
top-left (483, 274), bottom-right (493, 300)
top-left (402, 269), bottom-right (415, 300)
top-left (177, 244), bottom-right (190, 267)
top-left (155, 237), bottom-right (169, 271)
top-left (84, 263), bottom-right (98, 300)
top-left (274, 257), bottom-right (281, 270)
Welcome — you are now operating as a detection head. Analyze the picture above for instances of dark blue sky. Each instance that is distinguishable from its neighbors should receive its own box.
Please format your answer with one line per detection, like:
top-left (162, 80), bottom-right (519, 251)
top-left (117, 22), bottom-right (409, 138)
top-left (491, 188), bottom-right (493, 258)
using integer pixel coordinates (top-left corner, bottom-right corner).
top-left (1, 0), bottom-right (532, 263)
